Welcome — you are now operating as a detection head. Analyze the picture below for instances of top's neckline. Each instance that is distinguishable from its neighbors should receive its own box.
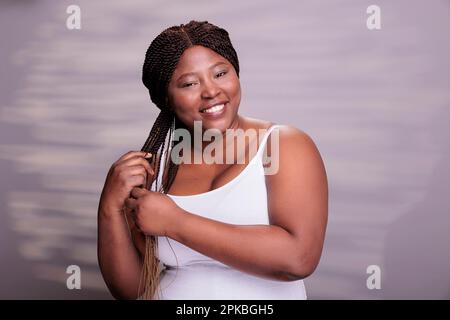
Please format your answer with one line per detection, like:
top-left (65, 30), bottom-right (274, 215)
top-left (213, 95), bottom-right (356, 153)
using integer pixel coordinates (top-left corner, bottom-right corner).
top-left (166, 124), bottom-right (281, 199)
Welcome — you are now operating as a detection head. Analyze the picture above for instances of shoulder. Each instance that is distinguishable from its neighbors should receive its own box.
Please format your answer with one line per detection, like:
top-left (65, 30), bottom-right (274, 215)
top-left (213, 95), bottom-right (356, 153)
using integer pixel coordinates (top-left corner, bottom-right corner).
top-left (239, 115), bottom-right (273, 132)
top-left (266, 125), bottom-right (321, 162)
top-left (264, 124), bottom-right (327, 194)
top-left (276, 125), bottom-right (312, 142)
top-left (276, 124), bottom-right (300, 133)
top-left (241, 117), bottom-right (319, 156)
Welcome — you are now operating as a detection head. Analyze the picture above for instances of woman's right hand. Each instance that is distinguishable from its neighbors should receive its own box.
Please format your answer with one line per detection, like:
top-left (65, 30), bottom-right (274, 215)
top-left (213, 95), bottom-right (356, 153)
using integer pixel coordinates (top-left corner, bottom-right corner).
top-left (99, 150), bottom-right (155, 216)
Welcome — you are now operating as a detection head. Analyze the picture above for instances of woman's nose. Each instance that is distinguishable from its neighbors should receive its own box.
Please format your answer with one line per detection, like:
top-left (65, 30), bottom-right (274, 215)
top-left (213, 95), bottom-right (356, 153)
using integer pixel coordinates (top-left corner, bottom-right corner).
top-left (201, 78), bottom-right (220, 98)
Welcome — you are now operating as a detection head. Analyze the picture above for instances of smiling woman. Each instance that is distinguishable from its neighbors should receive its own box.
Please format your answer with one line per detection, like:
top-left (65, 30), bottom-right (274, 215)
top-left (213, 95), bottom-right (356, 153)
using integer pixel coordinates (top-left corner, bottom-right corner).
top-left (97, 20), bottom-right (328, 300)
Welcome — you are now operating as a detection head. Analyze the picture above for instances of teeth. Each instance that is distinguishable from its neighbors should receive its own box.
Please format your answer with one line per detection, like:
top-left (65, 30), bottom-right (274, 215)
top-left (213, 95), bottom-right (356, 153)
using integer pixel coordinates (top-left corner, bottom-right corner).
top-left (202, 103), bottom-right (225, 113)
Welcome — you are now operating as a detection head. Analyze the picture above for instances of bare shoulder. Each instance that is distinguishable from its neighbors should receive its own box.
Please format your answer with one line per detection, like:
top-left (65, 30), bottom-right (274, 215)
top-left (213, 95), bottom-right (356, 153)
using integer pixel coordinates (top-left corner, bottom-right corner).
top-left (277, 125), bottom-right (316, 147)
top-left (239, 117), bottom-right (321, 159)
top-left (239, 115), bottom-right (273, 129)
top-left (264, 124), bottom-right (328, 207)
top-left (266, 125), bottom-right (323, 163)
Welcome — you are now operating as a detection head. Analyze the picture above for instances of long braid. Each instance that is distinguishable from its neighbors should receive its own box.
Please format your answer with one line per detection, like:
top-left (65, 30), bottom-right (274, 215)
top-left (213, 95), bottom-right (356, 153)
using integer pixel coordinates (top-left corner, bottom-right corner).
top-left (138, 20), bottom-right (240, 299)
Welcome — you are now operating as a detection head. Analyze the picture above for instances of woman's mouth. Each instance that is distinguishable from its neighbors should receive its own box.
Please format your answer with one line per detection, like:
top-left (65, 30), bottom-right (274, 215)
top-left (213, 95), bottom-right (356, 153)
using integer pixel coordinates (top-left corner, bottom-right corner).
top-left (200, 103), bottom-right (227, 118)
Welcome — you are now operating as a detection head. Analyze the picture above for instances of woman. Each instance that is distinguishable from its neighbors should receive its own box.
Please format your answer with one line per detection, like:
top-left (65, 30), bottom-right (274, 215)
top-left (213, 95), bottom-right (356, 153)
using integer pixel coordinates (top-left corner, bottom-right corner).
top-left (98, 20), bottom-right (328, 300)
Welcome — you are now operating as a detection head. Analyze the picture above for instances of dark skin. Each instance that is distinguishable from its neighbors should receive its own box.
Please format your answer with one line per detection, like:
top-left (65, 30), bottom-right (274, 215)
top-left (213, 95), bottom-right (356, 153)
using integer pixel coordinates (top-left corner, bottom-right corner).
top-left (98, 45), bottom-right (328, 299)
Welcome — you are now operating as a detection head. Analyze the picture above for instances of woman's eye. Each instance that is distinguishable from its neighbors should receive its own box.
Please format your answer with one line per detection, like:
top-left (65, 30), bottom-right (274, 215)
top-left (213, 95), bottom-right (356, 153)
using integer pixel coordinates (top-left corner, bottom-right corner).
top-left (182, 72), bottom-right (226, 88)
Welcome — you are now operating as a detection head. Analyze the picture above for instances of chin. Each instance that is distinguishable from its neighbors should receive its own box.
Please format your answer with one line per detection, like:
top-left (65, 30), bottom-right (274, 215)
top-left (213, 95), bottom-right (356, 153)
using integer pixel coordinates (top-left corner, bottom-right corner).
top-left (198, 122), bottom-right (225, 134)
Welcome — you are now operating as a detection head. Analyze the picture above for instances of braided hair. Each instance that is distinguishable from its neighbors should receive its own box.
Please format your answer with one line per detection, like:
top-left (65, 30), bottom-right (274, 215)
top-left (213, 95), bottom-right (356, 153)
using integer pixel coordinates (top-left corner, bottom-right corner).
top-left (138, 20), bottom-right (240, 299)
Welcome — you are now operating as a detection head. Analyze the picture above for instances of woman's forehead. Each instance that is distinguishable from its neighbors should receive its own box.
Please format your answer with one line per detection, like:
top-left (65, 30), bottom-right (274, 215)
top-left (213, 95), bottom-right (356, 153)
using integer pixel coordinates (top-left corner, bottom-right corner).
top-left (175, 46), bottom-right (229, 73)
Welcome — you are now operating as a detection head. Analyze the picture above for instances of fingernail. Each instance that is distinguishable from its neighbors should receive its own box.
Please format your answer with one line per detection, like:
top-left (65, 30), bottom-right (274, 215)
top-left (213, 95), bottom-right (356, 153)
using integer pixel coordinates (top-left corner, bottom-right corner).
top-left (145, 152), bottom-right (152, 158)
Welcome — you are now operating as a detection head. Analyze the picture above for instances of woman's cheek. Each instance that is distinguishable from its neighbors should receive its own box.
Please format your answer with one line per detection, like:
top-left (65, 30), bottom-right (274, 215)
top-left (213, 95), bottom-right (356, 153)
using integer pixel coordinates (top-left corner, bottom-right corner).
top-left (176, 96), bottom-right (200, 116)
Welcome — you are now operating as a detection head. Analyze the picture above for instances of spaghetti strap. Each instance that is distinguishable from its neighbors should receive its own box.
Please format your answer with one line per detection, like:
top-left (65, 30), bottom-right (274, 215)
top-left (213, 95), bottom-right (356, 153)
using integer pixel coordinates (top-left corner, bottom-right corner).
top-left (255, 124), bottom-right (283, 159)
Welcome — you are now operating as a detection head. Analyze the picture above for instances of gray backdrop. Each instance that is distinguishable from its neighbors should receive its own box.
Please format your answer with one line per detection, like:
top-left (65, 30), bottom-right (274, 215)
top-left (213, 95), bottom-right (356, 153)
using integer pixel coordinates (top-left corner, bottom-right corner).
top-left (1, 0), bottom-right (449, 299)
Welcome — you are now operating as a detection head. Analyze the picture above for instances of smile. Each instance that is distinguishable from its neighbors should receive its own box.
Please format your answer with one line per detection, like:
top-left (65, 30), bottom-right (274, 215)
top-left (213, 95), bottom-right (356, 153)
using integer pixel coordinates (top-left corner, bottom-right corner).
top-left (200, 103), bottom-right (227, 117)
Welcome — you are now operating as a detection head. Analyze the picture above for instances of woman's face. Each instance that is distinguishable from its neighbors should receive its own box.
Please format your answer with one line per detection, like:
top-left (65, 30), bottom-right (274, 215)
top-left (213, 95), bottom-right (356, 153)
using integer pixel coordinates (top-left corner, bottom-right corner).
top-left (167, 45), bottom-right (241, 133)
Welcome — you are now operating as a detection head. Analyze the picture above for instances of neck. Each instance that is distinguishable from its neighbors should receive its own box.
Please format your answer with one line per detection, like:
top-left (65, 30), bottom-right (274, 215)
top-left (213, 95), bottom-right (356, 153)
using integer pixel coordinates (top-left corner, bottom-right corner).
top-left (187, 115), bottom-right (244, 164)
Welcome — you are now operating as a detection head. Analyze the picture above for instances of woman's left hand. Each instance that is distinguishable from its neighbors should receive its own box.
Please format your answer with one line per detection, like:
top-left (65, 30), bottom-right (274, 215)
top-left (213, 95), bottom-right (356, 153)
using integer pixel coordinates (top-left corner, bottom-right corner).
top-left (124, 187), bottom-right (183, 237)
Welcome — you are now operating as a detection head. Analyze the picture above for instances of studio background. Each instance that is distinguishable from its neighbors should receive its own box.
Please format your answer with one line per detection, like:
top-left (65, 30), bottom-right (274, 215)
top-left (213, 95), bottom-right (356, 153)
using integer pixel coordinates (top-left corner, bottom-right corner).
top-left (1, 0), bottom-right (449, 299)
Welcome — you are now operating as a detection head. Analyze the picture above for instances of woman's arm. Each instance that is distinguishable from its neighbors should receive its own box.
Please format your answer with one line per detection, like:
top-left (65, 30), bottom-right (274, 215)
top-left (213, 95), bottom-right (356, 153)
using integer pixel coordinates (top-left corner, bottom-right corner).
top-left (167, 126), bottom-right (328, 281)
top-left (97, 150), bottom-right (154, 299)
top-left (169, 212), bottom-right (307, 281)
top-left (98, 204), bottom-right (144, 299)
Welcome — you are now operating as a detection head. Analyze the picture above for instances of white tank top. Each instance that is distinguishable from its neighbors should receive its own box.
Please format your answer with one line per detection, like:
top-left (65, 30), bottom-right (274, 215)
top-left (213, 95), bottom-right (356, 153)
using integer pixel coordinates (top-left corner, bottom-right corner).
top-left (155, 124), bottom-right (307, 300)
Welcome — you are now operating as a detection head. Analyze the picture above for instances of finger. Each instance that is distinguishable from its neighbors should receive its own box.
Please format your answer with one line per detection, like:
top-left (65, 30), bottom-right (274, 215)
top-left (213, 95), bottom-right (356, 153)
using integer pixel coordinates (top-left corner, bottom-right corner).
top-left (118, 150), bottom-right (146, 162)
top-left (128, 174), bottom-right (146, 189)
top-left (124, 197), bottom-right (138, 210)
top-left (130, 158), bottom-right (155, 177)
top-left (132, 172), bottom-right (147, 189)
top-left (119, 157), bottom-right (155, 177)
top-left (130, 187), bottom-right (147, 199)
top-left (126, 165), bottom-right (148, 177)
top-left (119, 150), bottom-right (152, 162)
